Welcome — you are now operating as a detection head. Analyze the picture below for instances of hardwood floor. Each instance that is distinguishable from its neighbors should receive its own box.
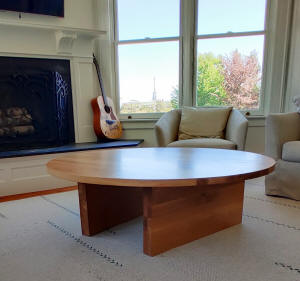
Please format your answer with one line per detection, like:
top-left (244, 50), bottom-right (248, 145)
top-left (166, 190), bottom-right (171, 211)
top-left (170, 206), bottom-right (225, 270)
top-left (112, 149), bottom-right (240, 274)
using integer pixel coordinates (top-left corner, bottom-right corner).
top-left (0, 186), bottom-right (78, 203)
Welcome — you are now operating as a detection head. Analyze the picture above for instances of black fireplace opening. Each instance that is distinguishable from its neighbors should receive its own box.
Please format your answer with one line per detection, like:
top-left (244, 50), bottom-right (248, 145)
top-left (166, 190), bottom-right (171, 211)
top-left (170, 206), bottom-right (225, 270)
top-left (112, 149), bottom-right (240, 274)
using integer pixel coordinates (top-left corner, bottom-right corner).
top-left (0, 57), bottom-right (75, 152)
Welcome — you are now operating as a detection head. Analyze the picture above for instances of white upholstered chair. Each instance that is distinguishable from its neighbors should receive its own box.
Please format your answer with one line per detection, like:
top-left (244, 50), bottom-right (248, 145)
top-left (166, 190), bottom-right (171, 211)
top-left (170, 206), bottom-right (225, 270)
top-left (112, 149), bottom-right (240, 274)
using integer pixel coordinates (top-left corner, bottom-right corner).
top-left (265, 112), bottom-right (300, 200)
top-left (154, 108), bottom-right (248, 150)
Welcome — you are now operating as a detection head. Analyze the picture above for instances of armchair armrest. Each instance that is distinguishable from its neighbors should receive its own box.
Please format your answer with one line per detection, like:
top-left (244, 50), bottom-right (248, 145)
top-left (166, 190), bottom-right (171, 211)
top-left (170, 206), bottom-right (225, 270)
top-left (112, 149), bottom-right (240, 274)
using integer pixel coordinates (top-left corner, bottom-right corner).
top-left (154, 109), bottom-right (181, 147)
top-left (265, 112), bottom-right (300, 160)
top-left (225, 109), bottom-right (248, 150)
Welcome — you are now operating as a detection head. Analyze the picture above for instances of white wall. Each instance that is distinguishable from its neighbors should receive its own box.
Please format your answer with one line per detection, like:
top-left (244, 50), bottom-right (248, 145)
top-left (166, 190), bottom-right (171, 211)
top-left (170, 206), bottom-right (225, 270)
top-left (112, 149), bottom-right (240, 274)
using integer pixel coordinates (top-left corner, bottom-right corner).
top-left (0, 154), bottom-right (74, 196)
top-left (0, 0), bottom-right (99, 29)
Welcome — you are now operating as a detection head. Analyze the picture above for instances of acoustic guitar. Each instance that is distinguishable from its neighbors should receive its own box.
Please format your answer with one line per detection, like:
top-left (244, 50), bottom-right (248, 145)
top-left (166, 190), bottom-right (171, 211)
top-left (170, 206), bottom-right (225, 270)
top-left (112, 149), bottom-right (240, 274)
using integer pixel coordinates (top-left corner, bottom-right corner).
top-left (91, 54), bottom-right (122, 140)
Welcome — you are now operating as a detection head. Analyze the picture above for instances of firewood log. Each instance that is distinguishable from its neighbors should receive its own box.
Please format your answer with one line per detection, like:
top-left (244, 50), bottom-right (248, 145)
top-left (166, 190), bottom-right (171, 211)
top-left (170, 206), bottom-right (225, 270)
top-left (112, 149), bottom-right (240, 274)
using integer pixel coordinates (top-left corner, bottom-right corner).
top-left (10, 115), bottom-right (32, 126)
top-left (0, 107), bottom-right (33, 127)
top-left (11, 125), bottom-right (35, 136)
top-left (0, 127), bottom-right (10, 137)
top-left (0, 116), bottom-right (13, 127)
top-left (0, 117), bottom-right (6, 128)
top-left (6, 107), bottom-right (25, 117)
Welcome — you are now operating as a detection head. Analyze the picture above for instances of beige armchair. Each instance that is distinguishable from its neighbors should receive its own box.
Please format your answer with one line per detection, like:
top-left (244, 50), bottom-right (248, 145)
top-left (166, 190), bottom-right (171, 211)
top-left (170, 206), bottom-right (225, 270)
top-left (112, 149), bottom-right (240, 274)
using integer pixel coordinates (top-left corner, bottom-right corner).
top-left (154, 108), bottom-right (248, 150)
top-left (265, 112), bottom-right (300, 200)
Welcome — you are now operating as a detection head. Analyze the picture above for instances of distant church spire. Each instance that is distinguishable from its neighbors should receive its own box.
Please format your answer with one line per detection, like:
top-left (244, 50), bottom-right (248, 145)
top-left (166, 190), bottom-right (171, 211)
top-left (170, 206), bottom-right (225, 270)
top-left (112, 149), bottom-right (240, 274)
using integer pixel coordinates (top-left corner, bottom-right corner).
top-left (152, 77), bottom-right (157, 101)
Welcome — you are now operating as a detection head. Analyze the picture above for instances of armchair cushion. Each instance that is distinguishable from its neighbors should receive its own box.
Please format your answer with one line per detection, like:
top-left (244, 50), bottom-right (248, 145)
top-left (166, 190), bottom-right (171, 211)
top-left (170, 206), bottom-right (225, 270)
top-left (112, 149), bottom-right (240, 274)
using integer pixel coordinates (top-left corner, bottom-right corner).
top-left (154, 109), bottom-right (181, 147)
top-left (225, 109), bottom-right (248, 150)
top-left (167, 138), bottom-right (236, 149)
top-left (178, 106), bottom-right (232, 140)
top-left (265, 113), bottom-right (300, 160)
top-left (282, 141), bottom-right (300, 162)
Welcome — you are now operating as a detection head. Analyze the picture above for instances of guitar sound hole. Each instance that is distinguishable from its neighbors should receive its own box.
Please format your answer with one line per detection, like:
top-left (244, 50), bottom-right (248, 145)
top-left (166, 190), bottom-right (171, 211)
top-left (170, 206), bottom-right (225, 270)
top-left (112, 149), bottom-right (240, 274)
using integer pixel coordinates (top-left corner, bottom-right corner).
top-left (104, 105), bottom-right (111, 114)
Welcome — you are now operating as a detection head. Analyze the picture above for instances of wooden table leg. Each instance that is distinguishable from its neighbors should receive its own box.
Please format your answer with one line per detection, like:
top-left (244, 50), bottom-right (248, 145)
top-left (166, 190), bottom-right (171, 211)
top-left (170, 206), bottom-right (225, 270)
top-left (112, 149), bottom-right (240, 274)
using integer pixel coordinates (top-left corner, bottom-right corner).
top-left (143, 181), bottom-right (245, 256)
top-left (78, 183), bottom-right (143, 236)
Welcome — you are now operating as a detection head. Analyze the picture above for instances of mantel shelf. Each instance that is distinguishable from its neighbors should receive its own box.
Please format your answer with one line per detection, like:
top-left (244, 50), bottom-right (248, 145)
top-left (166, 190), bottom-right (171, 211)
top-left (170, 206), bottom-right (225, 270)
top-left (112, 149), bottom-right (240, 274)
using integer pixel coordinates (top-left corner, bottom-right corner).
top-left (0, 19), bottom-right (107, 54)
top-left (0, 19), bottom-right (107, 38)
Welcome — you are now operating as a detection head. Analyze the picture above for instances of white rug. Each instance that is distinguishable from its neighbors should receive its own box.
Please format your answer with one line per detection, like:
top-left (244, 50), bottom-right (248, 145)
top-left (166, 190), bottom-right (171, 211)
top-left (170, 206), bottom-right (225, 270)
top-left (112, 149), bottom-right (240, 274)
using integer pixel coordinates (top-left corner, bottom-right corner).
top-left (1, 177), bottom-right (300, 281)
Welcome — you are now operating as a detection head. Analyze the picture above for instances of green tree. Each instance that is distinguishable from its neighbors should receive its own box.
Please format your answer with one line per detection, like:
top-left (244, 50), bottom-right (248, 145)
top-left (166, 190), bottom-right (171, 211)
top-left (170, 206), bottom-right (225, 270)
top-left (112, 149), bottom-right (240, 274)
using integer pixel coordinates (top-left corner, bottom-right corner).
top-left (196, 53), bottom-right (227, 106)
top-left (170, 87), bottom-right (179, 109)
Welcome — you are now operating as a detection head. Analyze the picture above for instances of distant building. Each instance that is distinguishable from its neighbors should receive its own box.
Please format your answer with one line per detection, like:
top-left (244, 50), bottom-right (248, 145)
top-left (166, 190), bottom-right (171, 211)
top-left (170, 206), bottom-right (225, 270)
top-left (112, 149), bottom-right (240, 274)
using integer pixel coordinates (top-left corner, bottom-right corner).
top-left (152, 77), bottom-right (157, 101)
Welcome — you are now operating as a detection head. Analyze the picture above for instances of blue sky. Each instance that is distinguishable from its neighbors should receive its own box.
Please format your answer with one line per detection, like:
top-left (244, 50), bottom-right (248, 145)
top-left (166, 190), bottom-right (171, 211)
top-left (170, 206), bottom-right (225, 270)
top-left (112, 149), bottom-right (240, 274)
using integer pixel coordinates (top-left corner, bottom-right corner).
top-left (117, 0), bottom-right (266, 105)
top-left (197, 0), bottom-right (266, 34)
top-left (118, 0), bottom-right (180, 40)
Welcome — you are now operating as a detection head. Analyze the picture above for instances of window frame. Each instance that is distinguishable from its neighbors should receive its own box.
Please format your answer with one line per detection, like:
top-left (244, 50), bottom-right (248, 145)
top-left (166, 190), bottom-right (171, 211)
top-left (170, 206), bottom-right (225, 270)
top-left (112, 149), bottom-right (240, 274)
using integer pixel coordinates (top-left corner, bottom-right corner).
top-left (112, 0), bottom-right (274, 120)
top-left (113, 0), bottom-right (183, 120)
top-left (192, 0), bottom-right (270, 116)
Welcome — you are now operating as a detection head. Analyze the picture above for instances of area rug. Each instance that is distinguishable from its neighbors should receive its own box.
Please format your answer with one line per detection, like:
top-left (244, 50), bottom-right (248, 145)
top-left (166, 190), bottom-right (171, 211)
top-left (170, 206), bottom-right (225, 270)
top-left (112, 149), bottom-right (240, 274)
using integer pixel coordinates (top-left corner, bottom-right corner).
top-left (1, 177), bottom-right (300, 281)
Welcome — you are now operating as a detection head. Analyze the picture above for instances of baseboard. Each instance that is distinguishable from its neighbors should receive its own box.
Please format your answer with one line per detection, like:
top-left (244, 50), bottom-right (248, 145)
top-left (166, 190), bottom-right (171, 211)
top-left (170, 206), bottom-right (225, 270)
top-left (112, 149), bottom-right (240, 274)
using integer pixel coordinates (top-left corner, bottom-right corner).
top-left (0, 185), bottom-right (78, 203)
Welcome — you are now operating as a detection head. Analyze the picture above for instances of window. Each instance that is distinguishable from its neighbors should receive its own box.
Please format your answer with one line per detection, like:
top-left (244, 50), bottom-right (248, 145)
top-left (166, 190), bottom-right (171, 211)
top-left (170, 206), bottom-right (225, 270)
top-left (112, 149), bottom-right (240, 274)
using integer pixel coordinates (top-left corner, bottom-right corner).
top-left (195, 0), bottom-right (267, 111)
top-left (114, 0), bottom-right (268, 118)
top-left (115, 0), bottom-right (180, 116)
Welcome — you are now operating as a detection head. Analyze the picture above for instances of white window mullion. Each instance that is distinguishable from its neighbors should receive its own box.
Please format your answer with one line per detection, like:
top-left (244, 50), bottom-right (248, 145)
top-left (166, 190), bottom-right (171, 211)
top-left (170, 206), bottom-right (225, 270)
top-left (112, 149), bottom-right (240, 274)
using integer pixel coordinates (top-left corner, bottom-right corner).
top-left (263, 0), bottom-right (294, 114)
top-left (181, 0), bottom-right (196, 107)
top-left (118, 37), bottom-right (180, 45)
top-left (196, 30), bottom-right (265, 40)
top-left (192, 0), bottom-right (199, 107)
top-left (112, 0), bottom-right (121, 115)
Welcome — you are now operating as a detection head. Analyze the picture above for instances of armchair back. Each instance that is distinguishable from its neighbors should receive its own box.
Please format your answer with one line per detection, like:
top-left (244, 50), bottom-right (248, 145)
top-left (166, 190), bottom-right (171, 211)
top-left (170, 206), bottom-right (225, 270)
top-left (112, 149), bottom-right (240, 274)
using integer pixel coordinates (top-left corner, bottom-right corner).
top-left (265, 113), bottom-right (300, 160)
top-left (155, 108), bottom-right (248, 150)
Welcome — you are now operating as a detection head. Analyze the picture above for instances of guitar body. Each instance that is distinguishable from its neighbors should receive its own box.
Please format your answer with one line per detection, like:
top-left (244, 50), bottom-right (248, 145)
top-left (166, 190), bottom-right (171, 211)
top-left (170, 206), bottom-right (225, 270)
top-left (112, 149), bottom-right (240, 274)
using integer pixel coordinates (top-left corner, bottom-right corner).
top-left (91, 54), bottom-right (122, 140)
top-left (91, 96), bottom-right (122, 140)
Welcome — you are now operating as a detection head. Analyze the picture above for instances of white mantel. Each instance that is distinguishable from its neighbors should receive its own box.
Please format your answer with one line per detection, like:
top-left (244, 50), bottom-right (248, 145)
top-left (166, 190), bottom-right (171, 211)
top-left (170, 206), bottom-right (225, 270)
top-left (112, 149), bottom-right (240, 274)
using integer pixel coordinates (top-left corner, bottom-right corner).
top-left (0, 19), bottom-right (105, 58)
top-left (0, 0), bottom-right (108, 196)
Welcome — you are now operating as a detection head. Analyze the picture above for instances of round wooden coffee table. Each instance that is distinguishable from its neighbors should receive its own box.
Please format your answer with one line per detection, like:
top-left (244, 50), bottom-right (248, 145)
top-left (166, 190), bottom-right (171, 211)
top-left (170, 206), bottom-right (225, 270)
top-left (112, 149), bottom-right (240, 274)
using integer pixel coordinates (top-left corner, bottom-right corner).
top-left (47, 148), bottom-right (275, 256)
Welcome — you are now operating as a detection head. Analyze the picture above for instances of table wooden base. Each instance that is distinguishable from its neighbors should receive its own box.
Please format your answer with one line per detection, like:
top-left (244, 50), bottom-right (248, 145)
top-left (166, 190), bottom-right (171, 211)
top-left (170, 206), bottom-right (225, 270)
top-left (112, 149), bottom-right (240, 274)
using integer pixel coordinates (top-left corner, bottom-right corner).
top-left (77, 181), bottom-right (245, 256)
top-left (78, 183), bottom-right (143, 236)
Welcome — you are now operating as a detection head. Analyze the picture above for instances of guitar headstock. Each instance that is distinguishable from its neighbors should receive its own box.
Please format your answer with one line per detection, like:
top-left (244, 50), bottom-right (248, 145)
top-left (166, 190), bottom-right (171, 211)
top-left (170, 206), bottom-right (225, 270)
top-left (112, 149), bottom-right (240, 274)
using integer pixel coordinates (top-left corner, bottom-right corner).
top-left (92, 53), bottom-right (97, 65)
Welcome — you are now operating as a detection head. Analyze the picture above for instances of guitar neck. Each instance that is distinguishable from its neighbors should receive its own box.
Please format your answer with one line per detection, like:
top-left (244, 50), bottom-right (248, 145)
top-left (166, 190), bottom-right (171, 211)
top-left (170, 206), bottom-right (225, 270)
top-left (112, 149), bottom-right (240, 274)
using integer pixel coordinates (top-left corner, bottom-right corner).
top-left (93, 55), bottom-right (109, 106)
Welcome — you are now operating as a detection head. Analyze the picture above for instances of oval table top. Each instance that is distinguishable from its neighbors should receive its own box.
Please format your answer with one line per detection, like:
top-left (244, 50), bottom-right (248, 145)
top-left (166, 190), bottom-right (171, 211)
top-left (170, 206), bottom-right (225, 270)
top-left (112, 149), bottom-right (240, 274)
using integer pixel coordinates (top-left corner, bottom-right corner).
top-left (47, 148), bottom-right (275, 187)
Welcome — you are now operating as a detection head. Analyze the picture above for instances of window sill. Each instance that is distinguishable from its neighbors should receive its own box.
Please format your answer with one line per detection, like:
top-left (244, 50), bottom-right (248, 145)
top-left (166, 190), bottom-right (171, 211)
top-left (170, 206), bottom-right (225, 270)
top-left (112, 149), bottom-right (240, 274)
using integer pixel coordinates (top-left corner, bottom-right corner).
top-left (246, 115), bottom-right (266, 127)
top-left (120, 118), bottom-right (158, 123)
top-left (120, 115), bottom-right (266, 130)
top-left (121, 118), bottom-right (157, 130)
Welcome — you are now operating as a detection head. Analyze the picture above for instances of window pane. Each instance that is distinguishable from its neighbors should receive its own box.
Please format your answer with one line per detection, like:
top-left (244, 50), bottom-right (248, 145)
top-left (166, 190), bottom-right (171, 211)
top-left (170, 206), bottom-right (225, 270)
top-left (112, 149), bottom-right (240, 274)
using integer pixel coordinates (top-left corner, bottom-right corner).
top-left (118, 42), bottom-right (179, 114)
top-left (117, 0), bottom-right (180, 41)
top-left (197, 0), bottom-right (266, 35)
top-left (196, 35), bottom-right (264, 110)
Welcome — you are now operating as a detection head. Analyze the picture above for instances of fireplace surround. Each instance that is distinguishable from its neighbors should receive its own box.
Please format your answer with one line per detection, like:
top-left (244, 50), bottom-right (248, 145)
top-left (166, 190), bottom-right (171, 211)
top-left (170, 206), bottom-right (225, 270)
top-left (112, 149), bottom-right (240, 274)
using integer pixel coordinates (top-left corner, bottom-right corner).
top-left (0, 0), bottom-right (114, 197)
top-left (0, 57), bottom-right (75, 152)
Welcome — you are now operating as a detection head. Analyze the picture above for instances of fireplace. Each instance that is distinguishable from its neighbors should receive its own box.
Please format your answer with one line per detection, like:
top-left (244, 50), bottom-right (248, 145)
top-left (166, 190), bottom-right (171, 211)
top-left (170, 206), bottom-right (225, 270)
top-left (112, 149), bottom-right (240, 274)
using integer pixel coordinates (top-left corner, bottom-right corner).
top-left (0, 57), bottom-right (75, 152)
